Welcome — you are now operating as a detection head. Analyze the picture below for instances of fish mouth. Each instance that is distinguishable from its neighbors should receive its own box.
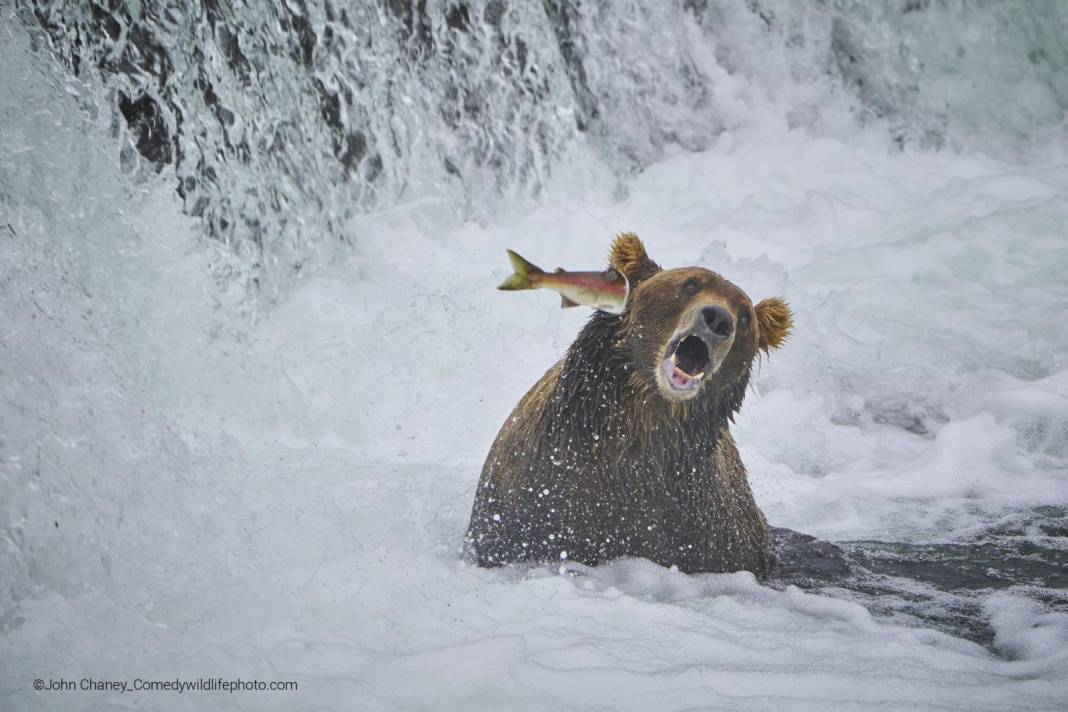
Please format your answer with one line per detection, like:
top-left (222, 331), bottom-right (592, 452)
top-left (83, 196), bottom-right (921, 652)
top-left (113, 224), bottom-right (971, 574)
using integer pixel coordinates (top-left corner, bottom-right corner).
top-left (658, 332), bottom-right (714, 398)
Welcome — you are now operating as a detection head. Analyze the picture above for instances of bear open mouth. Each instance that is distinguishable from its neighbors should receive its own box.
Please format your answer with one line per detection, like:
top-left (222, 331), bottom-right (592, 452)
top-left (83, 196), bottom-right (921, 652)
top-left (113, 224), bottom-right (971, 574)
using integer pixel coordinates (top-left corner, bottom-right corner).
top-left (663, 333), bottom-right (711, 391)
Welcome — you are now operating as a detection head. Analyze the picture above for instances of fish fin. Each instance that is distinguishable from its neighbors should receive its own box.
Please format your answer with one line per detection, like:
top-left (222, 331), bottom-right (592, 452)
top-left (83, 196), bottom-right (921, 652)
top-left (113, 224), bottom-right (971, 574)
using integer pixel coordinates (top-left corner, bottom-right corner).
top-left (498, 249), bottom-right (543, 290)
top-left (560, 295), bottom-right (581, 309)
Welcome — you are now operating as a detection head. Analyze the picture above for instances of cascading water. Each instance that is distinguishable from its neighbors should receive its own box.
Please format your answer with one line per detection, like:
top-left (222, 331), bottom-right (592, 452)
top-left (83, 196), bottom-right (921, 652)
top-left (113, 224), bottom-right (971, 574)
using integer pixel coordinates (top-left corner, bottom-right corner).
top-left (3, 1), bottom-right (1068, 710)
top-left (19, 1), bottom-right (1068, 306)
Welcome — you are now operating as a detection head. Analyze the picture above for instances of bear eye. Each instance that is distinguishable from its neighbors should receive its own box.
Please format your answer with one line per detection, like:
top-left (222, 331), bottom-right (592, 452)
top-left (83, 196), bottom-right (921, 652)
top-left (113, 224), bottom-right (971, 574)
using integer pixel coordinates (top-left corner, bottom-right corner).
top-left (737, 310), bottom-right (752, 329)
top-left (682, 278), bottom-right (700, 296)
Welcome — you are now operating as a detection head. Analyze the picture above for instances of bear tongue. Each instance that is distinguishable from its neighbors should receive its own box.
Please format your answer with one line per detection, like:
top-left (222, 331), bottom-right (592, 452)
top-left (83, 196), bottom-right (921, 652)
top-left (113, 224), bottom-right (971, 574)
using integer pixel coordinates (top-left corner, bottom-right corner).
top-left (669, 354), bottom-right (704, 388)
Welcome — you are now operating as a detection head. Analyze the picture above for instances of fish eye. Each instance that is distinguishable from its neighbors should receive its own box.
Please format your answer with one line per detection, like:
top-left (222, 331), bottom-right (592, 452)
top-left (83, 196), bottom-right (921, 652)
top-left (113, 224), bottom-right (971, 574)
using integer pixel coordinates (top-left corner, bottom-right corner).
top-left (682, 278), bottom-right (700, 296)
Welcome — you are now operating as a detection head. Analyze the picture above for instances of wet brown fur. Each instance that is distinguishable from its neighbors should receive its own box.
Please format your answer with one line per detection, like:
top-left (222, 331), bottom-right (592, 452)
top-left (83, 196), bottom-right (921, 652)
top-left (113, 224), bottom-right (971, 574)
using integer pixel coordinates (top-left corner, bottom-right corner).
top-left (466, 234), bottom-right (792, 575)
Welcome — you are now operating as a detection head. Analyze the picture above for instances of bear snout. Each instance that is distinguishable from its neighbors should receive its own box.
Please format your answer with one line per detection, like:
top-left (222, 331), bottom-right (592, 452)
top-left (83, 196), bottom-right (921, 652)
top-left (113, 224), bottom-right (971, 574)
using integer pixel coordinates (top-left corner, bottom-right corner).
top-left (701, 305), bottom-right (734, 342)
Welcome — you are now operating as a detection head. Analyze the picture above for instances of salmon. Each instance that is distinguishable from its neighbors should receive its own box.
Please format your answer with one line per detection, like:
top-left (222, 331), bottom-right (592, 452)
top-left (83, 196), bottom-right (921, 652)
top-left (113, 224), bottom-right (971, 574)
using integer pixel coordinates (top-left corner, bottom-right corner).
top-left (497, 250), bottom-right (629, 314)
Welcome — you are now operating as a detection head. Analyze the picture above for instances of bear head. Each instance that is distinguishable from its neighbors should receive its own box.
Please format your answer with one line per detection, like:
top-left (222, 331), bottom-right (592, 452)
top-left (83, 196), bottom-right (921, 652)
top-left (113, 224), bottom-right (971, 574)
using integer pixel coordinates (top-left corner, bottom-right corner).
top-left (611, 232), bottom-right (792, 405)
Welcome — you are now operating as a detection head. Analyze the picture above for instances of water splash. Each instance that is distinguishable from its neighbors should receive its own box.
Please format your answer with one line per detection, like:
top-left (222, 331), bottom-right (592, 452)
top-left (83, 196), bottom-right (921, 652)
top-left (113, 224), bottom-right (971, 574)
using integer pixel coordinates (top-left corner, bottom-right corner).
top-left (21, 0), bottom-right (1067, 310)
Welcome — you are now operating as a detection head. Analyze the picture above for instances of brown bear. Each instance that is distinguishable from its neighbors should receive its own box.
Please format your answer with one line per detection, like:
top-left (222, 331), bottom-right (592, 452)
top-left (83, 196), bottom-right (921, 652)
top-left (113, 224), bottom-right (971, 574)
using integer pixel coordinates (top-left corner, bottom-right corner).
top-left (465, 233), bottom-right (792, 576)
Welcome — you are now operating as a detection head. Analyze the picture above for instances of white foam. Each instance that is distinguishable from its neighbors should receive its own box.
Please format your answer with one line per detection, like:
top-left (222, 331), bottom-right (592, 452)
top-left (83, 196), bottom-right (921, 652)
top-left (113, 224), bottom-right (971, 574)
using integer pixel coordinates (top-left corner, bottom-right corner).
top-left (3, 9), bottom-right (1068, 712)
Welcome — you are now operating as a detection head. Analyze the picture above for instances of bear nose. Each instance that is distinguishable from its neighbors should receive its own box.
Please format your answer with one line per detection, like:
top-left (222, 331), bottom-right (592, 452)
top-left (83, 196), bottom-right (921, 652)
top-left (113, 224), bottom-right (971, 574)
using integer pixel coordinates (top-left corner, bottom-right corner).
top-left (701, 306), bottom-right (734, 340)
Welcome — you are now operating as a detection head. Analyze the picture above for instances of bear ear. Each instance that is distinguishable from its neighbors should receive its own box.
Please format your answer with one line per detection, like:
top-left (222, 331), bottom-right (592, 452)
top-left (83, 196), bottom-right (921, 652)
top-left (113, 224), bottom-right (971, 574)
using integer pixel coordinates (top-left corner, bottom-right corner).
top-left (609, 232), bottom-right (661, 286)
top-left (755, 297), bottom-right (793, 353)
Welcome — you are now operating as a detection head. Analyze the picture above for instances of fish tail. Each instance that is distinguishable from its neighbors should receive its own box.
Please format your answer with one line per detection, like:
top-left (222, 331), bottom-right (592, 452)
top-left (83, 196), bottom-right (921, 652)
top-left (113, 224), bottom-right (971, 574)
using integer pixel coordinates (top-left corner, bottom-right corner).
top-left (498, 249), bottom-right (543, 290)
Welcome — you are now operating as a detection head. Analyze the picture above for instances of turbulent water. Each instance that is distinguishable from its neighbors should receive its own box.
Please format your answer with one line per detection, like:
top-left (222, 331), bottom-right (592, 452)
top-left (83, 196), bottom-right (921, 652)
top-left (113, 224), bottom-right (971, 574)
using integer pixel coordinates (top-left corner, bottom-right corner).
top-left (2, 1), bottom-right (1068, 710)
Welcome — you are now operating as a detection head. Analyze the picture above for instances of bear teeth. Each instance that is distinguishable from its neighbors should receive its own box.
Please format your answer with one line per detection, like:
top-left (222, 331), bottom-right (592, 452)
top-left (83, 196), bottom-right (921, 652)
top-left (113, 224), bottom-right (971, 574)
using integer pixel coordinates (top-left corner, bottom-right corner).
top-left (671, 346), bottom-right (708, 379)
top-left (669, 363), bottom-right (705, 387)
